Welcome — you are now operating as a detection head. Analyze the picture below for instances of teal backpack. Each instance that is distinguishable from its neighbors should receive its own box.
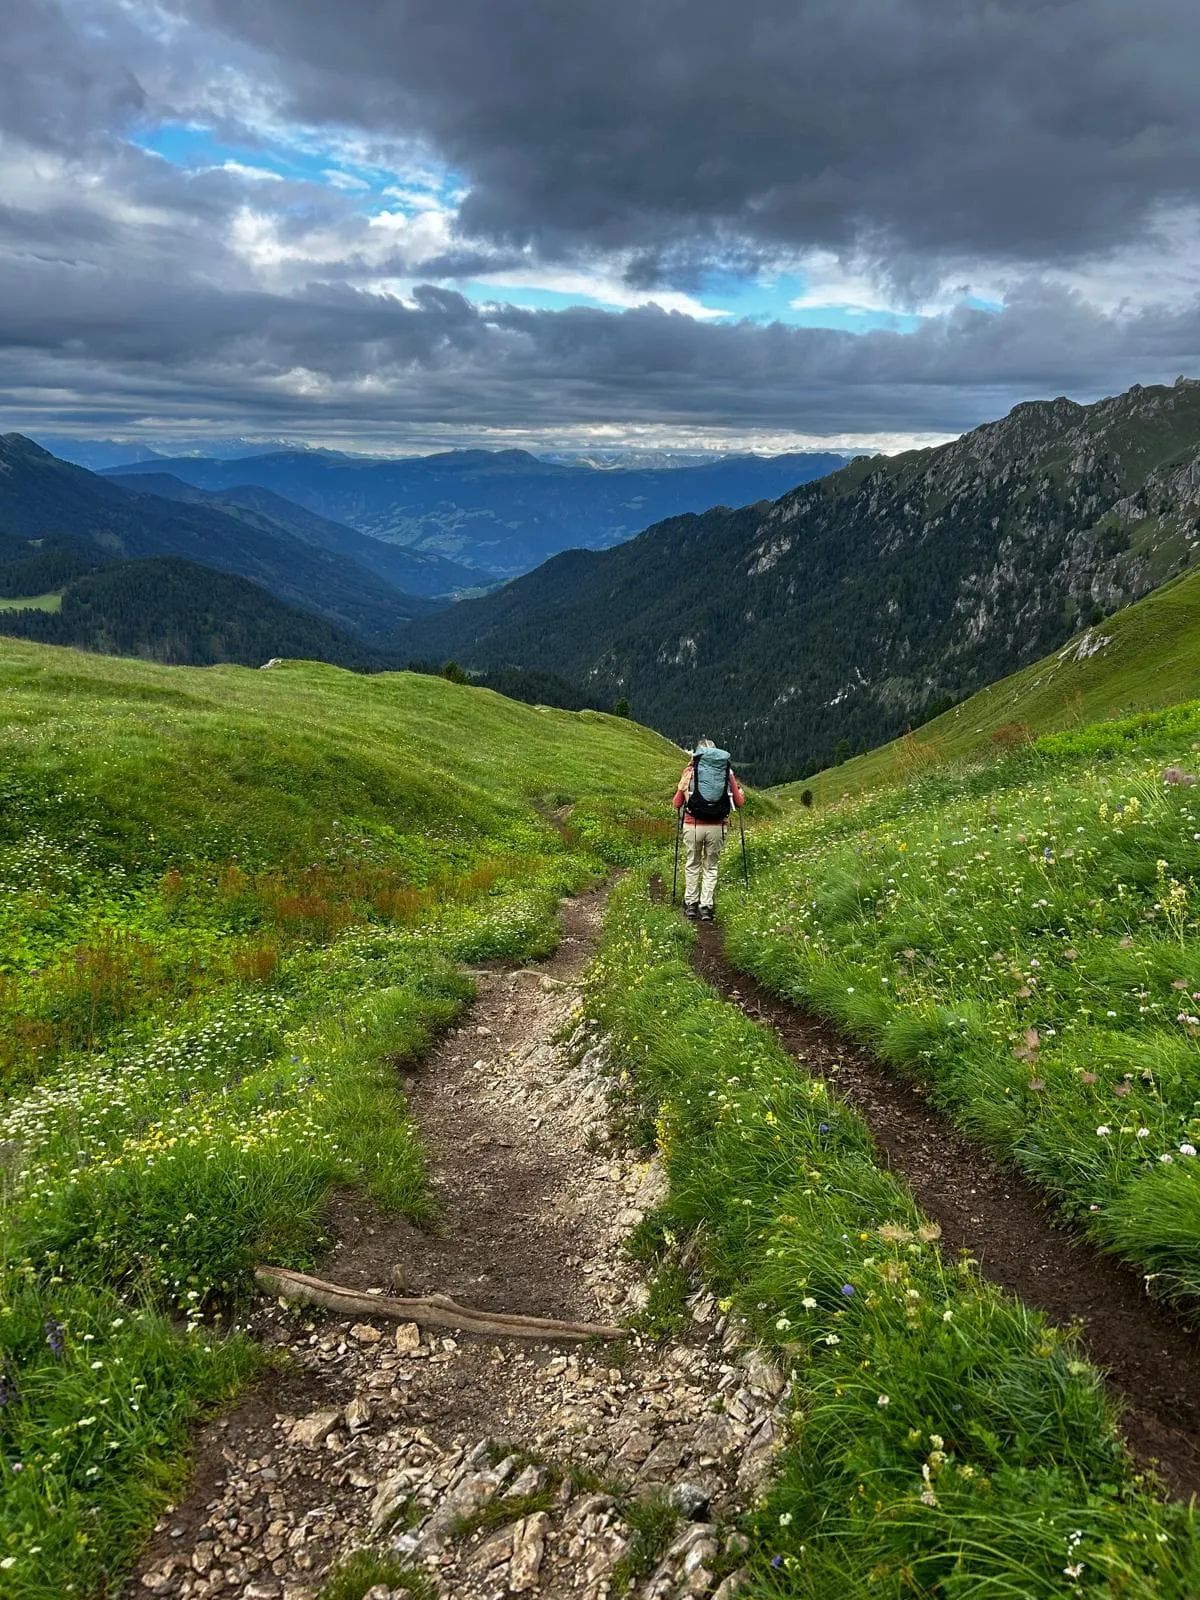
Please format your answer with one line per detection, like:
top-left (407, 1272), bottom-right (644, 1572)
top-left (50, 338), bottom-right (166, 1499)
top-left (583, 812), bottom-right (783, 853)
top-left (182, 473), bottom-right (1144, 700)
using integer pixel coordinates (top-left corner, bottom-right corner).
top-left (687, 747), bottom-right (732, 821)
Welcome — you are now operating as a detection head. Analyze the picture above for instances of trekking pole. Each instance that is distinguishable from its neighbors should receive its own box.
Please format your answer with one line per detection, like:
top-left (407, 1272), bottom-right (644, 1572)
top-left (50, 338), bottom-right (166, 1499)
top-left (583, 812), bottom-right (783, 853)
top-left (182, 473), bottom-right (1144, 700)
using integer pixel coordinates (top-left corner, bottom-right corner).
top-left (671, 806), bottom-right (683, 905)
top-left (738, 806), bottom-right (749, 888)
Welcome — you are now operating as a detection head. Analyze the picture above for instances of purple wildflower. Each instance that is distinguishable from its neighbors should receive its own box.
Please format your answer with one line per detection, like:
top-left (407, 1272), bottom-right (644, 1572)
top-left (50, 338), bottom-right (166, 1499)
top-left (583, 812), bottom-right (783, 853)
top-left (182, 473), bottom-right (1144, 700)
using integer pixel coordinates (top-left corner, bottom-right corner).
top-left (841, 1283), bottom-right (855, 1297)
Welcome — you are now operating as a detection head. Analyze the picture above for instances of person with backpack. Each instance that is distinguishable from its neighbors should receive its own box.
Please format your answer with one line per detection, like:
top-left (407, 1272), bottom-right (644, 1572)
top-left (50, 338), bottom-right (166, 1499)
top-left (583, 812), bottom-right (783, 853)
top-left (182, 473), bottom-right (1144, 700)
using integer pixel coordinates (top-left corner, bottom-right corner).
top-left (673, 738), bottom-right (745, 920)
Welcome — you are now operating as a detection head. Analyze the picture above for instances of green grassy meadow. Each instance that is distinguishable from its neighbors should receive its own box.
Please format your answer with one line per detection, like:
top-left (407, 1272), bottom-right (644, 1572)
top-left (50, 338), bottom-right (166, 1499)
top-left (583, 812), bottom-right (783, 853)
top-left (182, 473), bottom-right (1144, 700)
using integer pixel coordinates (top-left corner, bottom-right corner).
top-left (0, 594), bottom-right (62, 613)
top-left (723, 707), bottom-right (1200, 1307)
top-left (0, 638), bottom-right (680, 1597)
top-left (792, 563), bottom-right (1200, 806)
top-left (592, 885), bottom-right (1200, 1597)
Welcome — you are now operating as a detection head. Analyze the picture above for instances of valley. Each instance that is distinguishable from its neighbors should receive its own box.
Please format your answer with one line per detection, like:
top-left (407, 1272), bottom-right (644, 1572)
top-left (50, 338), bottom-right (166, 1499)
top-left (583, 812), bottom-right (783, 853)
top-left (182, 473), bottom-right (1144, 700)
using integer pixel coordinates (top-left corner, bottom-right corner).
top-left (5, 381), bottom-right (1200, 1600)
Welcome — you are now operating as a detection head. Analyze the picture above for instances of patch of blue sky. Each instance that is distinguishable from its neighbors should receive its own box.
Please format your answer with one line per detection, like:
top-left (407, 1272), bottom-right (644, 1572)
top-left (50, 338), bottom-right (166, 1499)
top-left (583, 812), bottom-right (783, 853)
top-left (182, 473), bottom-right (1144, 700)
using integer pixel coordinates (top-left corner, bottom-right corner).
top-left (131, 121), bottom-right (458, 212)
top-left (689, 268), bottom-right (920, 331)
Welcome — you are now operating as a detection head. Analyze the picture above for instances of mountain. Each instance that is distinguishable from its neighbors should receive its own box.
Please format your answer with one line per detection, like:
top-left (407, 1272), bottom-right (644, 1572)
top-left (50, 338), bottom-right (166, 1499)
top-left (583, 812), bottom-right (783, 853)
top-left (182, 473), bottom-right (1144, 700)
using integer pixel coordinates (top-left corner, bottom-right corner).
top-left (105, 473), bottom-right (482, 598)
top-left (0, 556), bottom-right (383, 669)
top-left (800, 557), bottom-right (1200, 804)
top-left (0, 435), bottom-right (437, 642)
top-left (401, 377), bottom-right (1200, 784)
top-left (103, 448), bottom-right (850, 577)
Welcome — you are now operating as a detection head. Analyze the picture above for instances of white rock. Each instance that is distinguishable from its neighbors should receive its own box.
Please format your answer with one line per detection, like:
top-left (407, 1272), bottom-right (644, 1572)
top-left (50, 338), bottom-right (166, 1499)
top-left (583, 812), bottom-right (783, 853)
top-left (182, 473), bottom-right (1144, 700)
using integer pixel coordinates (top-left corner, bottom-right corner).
top-left (350, 1322), bottom-right (382, 1344)
top-left (509, 1510), bottom-right (551, 1591)
top-left (394, 1322), bottom-right (421, 1353)
top-left (139, 1559), bottom-right (179, 1592)
top-left (287, 1410), bottom-right (342, 1449)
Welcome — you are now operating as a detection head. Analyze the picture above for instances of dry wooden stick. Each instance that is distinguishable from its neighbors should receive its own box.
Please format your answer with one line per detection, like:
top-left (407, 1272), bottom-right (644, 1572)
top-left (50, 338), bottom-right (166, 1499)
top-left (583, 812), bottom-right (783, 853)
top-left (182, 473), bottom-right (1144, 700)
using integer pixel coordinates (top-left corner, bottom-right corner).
top-left (255, 1265), bottom-right (623, 1342)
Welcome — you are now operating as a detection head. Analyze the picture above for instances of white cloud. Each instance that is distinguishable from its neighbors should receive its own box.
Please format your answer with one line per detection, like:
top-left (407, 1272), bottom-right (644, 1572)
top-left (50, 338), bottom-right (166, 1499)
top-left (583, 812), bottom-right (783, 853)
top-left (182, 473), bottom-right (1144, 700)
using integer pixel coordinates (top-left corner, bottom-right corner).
top-left (475, 264), bottom-right (727, 319)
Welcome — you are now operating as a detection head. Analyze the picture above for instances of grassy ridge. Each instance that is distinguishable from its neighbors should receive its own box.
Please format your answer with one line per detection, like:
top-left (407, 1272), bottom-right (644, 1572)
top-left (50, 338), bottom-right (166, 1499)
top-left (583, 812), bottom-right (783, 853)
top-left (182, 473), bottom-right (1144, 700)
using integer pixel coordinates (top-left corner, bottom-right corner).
top-left (590, 883), bottom-right (1199, 1597)
top-left (0, 639), bottom-right (680, 1597)
top-left (792, 564), bottom-right (1200, 806)
top-left (724, 703), bottom-right (1200, 1307)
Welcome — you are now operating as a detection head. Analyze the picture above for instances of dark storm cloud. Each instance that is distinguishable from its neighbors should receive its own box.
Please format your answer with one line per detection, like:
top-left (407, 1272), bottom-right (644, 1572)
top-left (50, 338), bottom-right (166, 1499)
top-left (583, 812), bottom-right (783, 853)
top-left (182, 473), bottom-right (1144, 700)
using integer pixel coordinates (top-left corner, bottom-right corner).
top-left (3, 262), bottom-right (1198, 440)
top-left (0, 0), bottom-right (147, 148)
top-left (173, 0), bottom-right (1200, 281)
top-left (3, 0), bottom-right (1200, 448)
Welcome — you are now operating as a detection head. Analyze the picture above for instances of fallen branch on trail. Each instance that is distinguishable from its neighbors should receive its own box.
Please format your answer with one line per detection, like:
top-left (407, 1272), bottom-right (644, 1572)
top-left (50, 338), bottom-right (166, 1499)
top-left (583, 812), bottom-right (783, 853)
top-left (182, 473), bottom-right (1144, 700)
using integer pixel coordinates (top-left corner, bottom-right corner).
top-left (254, 1265), bottom-right (624, 1342)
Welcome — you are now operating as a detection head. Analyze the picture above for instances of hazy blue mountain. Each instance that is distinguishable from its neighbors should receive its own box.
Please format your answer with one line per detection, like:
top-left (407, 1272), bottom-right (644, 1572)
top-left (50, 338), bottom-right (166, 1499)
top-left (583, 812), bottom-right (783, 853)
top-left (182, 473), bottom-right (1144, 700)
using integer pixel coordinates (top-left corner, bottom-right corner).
top-left (0, 435), bottom-right (436, 642)
top-left (402, 379), bottom-right (1200, 783)
top-left (104, 447), bottom-right (850, 577)
top-left (105, 473), bottom-right (482, 598)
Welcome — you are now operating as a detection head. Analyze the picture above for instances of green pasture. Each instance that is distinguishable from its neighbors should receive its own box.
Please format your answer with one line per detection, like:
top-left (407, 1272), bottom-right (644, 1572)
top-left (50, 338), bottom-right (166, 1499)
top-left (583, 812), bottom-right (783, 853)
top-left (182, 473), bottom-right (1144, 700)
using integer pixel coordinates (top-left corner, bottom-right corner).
top-left (0, 638), bottom-right (679, 1598)
top-left (0, 593), bottom-right (62, 613)
top-left (725, 703), bottom-right (1200, 1311)
top-left (591, 883), bottom-right (1200, 1597)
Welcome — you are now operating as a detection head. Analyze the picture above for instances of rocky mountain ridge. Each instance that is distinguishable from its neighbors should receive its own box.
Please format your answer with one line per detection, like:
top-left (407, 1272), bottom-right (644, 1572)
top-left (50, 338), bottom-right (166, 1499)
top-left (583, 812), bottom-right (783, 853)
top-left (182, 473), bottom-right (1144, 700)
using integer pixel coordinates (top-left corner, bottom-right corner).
top-left (404, 377), bottom-right (1200, 782)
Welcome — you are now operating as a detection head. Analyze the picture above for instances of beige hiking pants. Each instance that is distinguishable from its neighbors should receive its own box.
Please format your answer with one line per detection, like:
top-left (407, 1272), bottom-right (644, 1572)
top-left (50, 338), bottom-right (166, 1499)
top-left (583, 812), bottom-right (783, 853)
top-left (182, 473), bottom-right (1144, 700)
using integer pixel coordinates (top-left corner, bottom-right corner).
top-left (683, 822), bottom-right (725, 907)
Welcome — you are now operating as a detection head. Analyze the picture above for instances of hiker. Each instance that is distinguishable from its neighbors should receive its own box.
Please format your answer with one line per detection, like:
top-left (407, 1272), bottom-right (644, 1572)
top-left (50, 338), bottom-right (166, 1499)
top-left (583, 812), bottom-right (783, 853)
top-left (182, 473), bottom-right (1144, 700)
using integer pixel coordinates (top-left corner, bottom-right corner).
top-left (673, 738), bottom-right (745, 920)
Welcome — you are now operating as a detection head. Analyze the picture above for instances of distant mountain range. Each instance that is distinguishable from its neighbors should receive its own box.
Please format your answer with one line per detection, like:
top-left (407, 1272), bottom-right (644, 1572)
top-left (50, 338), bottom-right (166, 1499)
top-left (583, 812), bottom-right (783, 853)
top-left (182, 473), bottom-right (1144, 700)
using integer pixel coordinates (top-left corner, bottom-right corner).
top-left (402, 378), bottom-right (1200, 783)
top-left (104, 473), bottom-right (481, 599)
top-left (0, 435), bottom-right (437, 644)
top-left (104, 448), bottom-right (850, 578)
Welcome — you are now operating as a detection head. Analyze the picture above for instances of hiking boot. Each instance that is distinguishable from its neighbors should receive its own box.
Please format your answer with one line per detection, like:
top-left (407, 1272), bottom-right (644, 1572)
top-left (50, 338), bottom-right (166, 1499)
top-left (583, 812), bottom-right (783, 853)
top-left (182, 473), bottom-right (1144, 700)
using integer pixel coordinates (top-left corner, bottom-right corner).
top-left (682, 901), bottom-right (699, 919)
top-left (699, 905), bottom-right (715, 921)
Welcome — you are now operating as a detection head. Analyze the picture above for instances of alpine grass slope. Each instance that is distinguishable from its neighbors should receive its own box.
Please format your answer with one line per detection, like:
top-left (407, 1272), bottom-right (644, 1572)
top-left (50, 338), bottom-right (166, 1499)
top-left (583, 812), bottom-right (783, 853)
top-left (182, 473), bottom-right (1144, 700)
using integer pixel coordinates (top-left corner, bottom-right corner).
top-left (405, 377), bottom-right (1200, 783)
top-left (0, 637), bottom-right (679, 1599)
top-left (592, 885), bottom-right (1200, 1597)
top-left (723, 706), bottom-right (1200, 1310)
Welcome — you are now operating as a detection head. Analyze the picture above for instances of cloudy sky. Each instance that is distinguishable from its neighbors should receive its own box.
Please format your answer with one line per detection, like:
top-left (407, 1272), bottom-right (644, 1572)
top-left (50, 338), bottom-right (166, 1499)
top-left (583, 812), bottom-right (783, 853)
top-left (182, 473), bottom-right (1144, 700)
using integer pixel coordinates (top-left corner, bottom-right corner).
top-left (4, 0), bottom-right (1200, 456)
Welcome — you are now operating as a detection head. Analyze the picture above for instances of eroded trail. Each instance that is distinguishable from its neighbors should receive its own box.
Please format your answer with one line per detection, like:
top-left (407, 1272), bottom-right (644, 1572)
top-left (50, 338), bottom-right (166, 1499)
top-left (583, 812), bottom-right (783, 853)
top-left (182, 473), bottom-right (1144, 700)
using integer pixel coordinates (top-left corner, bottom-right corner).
top-left (129, 892), bottom-right (784, 1600)
top-left (690, 916), bottom-right (1200, 1503)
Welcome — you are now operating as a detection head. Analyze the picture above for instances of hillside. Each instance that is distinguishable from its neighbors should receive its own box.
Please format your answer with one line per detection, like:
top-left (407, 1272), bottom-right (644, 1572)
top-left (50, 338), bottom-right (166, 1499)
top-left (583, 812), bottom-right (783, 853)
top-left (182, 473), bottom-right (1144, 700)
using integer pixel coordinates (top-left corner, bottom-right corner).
top-left (403, 377), bottom-right (1200, 783)
top-left (106, 472), bottom-right (481, 598)
top-left (104, 447), bottom-right (849, 577)
top-left (803, 559), bottom-right (1200, 803)
top-left (0, 636), bottom-right (680, 1596)
top-left (0, 555), bottom-right (386, 668)
top-left (0, 435), bottom-right (433, 642)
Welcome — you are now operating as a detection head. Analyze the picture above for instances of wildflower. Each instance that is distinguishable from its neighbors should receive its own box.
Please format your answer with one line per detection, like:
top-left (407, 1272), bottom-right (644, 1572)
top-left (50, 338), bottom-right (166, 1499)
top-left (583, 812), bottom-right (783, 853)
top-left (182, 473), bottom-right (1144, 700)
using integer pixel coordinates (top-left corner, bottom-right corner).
top-left (801, 1296), bottom-right (817, 1310)
top-left (877, 1394), bottom-right (890, 1407)
top-left (1064, 1564), bottom-right (1084, 1579)
top-left (1159, 1153), bottom-right (1174, 1164)
top-left (775, 1317), bottom-right (791, 1332)
top-left (841, 1283), bottom-right (855, 1297)
top-left (819, 1122), bottom-right (829, 1134)
top-left (771, 1555), bottom-right (783, 1568)
top-left (942, 1309), bottom-right (953, 1322)
top-left (1180, 1144), bottom-right (1197, 1157)
top-left (779, 1512), bottom-right (793, 1526)
top-left (919, 1490), bottom-right (938, 1506)
top-left (1096, 1125), bottom-right (1111, 1136)
top-left (1137, 1127), bottom-right (1150, 1139)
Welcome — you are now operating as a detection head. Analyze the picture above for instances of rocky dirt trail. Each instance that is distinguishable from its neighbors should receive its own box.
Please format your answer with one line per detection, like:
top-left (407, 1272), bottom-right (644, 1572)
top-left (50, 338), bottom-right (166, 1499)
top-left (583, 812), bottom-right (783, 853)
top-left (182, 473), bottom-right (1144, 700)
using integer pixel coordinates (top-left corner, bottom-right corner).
top-left (129, 890), bottom-right (786, 1600)
top-left (690, 916), bottom-right (1200, 1503)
